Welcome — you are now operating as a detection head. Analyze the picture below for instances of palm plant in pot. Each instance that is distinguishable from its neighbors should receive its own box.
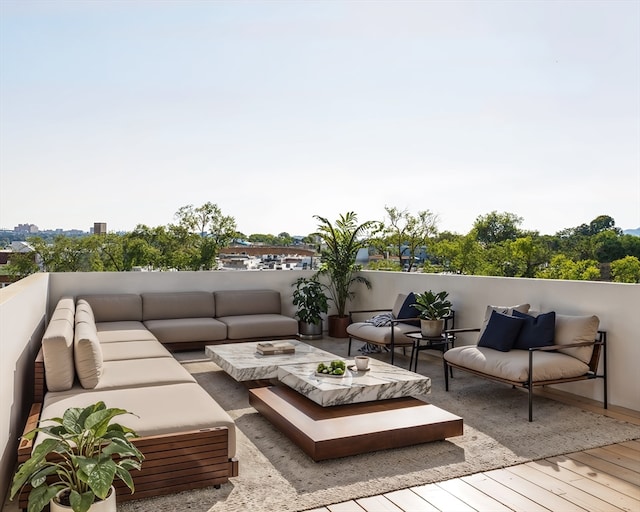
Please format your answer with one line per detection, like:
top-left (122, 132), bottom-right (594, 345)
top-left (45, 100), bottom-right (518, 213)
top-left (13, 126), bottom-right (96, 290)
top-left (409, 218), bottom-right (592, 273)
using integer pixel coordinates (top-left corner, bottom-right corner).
top-left (10, 401), bottom-right (144, 512)
top-left (313, 212), bottom-right (378, 338)
top-left (292, 276), bottom-right (329, 340)
top-left (412, 290), bottom-right (453, 337)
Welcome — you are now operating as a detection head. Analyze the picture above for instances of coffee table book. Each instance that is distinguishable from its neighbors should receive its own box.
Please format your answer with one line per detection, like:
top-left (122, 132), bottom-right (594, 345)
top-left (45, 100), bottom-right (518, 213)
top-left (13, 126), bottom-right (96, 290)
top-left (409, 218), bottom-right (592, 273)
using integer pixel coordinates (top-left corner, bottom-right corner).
top-left (256, 341), bottom-right (296, 355)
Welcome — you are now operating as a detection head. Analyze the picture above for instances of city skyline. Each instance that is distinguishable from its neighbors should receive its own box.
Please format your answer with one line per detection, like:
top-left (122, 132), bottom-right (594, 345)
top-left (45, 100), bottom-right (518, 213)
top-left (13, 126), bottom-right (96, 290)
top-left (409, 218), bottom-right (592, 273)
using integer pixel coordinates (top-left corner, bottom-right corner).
top-left (1, 1), bottom-right (638, 236)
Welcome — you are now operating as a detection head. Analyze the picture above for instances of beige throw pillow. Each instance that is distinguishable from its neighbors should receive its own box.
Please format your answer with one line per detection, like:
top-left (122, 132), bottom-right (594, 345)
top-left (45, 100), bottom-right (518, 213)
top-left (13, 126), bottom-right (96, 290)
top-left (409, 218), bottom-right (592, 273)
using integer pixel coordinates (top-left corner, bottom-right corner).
top-left (554, 314), bottom-right (599, 364)
top-left (74, 321), bottom-right (103, 389)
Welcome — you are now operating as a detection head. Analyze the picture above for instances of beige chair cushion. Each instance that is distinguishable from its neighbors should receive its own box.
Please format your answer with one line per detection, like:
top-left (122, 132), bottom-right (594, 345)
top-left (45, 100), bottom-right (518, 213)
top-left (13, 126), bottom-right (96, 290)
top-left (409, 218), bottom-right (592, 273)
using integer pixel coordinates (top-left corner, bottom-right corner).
top-left (95, 321), bottom-right (158, 343)
top-left (74, 321), bottom-right (103, 389)
top-left (77, 294), bottom-right (142, 322)
top-left (444, 346), bottom-right (589, 382)
top-left (346, 321), bottom-right (417, 346)
top-left (392, 294), bottom-right (408, 318)
top-left (101, 340), bottom-right (172, 361)
top-left (41, 382), bottom-right (236, 457)
top-left (42, 319), bottom-right (75, 391)
top-left (219, 314), bottom-right (298, 340)
top-left (142, 292), bottom-right (215, 320)
top-left (214, 289), bottom-right (281, 317)
top-left (554, 314), bottom-right (599, 364)
top-left (144, 317), bottom-right (228, 343)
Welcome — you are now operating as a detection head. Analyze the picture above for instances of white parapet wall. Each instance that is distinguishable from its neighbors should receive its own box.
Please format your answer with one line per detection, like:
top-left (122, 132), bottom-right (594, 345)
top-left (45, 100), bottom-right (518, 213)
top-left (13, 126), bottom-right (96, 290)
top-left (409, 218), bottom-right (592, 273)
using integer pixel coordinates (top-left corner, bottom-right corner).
top-left (1, 270), bottom-right (639, 504)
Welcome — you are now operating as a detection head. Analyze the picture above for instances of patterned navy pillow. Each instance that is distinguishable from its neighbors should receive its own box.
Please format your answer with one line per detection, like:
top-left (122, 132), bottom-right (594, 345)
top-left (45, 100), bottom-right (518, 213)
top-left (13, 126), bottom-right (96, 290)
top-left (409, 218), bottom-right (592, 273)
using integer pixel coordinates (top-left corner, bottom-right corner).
top-left (512, 310), bottom-right (556, 349)
top-left (477, 310), bottom-right (525, 352)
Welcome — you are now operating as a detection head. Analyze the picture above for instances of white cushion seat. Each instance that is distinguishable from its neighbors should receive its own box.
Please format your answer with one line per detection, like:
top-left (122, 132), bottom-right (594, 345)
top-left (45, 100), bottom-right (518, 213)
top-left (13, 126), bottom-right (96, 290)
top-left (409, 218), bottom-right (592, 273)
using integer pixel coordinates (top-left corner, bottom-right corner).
top-left (95, 321), bottom-right (158, 343)
top-left (218, 314), bottom-right (298, 340)
top-left (40, 382), bottom-right (236, 457)
top-left (346, 321), bottom-right (417, 346)
top-left (444, 346), bottom-right (590, 382)
top-left (101, 340), bottom-right (173, 361)
top-left (93, 358), bottom-right (196, 390)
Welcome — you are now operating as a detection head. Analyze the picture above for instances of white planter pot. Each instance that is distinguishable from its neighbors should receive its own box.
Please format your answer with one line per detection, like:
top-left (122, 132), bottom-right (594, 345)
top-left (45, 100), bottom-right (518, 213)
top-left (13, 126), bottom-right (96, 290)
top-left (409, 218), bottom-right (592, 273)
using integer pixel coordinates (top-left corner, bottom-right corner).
top-left (51, 487), bottom-right (116, 512)
top-left (420, 319), bottom-right (444, 337)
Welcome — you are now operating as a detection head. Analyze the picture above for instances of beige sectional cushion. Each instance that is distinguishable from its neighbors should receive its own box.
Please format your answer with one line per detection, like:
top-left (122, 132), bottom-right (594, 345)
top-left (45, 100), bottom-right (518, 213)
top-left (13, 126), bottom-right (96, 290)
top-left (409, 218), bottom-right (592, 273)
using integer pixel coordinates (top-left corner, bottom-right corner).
top-left (75, 299), bottom-right (95, 325)
top-left (444, 346), bottom-right (589, 382)
top-left (554, 314), bottom-right (599, 364)
top-left (101, 340), bottom-right (172, 361)
top-left (42, 319), bottom-right (75, 391)
top-left (74, 321), bottom-right (103, 389)
top-left (219, 314), bottom-right (298, 340)
top-left (215, 289), bottom-right (281, 317)
top-left (142, 292), bottom-right (215, 320)
top-left (95, 321), bottom-right (158, 343)
top-left (77, 294), bottom-right (142, 322)
top-left (144, 317), bottom-right (227, 343)
top-left (93, 358), bottom-right (195, 389)
top-left (346, 321), bottom-right (417, 346)
top-left (41, 382), bottom-right (236, 457)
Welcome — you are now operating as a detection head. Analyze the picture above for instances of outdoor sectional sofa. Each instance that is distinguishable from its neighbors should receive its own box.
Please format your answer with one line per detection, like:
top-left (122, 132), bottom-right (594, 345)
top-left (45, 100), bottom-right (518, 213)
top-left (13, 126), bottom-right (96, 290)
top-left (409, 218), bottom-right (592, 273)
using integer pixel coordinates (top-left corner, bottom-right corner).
top-left (17, 289), bottom-right (298, 508)
top-left (443, 304), bottom-right (607, 421)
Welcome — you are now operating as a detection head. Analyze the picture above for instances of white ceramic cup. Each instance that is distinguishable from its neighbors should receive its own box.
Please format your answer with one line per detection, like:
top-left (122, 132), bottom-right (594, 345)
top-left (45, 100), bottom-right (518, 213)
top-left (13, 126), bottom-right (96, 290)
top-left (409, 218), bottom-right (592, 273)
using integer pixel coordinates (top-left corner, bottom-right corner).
top-left (355, 356), bottom-right (369, 371)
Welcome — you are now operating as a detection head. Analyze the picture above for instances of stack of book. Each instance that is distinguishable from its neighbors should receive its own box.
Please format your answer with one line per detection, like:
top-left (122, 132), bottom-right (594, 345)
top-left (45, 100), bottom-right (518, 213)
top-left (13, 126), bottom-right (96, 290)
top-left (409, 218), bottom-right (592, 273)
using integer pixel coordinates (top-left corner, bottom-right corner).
top-left (256, 341), bottom-right (296, 355)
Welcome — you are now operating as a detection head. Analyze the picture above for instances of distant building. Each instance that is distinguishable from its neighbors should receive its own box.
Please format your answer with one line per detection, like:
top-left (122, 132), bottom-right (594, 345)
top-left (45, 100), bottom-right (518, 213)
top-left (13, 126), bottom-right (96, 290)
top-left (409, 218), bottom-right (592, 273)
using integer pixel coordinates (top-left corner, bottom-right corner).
top-left (93, 223), bottom-right (107, 235)
top-left (14, 223), bottom-right (38, 234)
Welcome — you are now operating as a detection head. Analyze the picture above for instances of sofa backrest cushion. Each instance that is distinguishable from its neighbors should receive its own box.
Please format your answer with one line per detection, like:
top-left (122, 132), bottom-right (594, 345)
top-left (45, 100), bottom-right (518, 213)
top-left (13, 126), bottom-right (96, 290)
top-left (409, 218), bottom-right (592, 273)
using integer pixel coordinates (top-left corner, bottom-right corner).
top-left (142, 292), bottom-right (215, 320)
top-left (392, 293), bottom-right (420, 326)
top-left (74, 320), bottom-right (103, 389)
top-left (554, 314), bottom-right (599, 364)
top-left (42, 297), bottom-right (76, 392)
top-left (76, 294), bottom-right (142, 322)
top-left (215, 289), bottom-right (281, 317)
top-left (75, 299), bottom-right (95, 325)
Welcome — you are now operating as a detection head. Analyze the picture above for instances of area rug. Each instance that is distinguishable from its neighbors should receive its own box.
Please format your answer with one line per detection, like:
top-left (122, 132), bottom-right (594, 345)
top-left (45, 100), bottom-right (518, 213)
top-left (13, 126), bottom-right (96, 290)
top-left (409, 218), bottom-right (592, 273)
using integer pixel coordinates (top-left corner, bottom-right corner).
top-left (119, 341), bottom-right (640, 512)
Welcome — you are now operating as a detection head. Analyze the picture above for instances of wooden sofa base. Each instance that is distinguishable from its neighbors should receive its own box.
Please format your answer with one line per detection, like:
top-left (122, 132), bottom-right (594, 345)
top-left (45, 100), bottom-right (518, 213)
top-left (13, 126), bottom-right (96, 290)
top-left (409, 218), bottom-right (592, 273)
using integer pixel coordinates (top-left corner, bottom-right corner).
top-left (17, 403), bottom-right (238, 509)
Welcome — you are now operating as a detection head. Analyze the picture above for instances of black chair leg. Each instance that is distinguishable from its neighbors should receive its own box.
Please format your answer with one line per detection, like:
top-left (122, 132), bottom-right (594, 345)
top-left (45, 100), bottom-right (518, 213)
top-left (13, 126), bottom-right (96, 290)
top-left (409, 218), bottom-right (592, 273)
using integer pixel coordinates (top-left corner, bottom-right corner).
top-left (348, 337), bottom-right (352, 356)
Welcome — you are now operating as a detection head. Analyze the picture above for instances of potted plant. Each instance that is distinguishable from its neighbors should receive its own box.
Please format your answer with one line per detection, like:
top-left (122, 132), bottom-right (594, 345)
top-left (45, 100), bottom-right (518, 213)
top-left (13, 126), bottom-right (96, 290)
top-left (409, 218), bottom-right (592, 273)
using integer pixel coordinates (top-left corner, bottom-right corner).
top-left (292, 276), bottom-right (329, 339)
top-left (412, 290), bottom-right (453, 337)
top-left (10, 401), bottom-right (144, 512)
top-left (313, 212), bottom-right (378, 338)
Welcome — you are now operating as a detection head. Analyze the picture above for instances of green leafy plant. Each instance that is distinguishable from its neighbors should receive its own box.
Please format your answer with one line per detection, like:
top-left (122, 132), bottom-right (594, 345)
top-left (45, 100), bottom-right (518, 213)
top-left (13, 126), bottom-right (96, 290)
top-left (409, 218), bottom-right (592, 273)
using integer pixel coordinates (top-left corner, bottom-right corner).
top-left (292, 277), bottom-right (329, 325)
top-left (313, 212), bottom-right (378, 317)
top-left (412, 290), bottom-right (452, 320)
top-left (11, 402), bottom-right (144, 512)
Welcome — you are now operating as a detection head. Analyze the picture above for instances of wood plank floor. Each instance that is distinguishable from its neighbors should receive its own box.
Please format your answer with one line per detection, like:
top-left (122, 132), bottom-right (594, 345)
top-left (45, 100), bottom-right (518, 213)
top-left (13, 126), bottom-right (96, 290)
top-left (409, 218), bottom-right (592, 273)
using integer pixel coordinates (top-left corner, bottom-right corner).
top-left (303, 397), bottom-right (640, 512)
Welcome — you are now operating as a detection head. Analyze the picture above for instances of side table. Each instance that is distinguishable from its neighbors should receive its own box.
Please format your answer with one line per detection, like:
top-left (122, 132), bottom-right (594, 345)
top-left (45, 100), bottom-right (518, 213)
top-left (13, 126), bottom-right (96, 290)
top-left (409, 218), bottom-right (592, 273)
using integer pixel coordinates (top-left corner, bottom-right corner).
top-left (406, 331), bottom-right (455, 379)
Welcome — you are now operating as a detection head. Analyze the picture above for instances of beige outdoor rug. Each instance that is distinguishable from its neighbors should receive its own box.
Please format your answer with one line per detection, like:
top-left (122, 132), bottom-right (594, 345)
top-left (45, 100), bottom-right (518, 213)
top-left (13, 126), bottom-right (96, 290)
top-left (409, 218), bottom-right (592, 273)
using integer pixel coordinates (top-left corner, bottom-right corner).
top-left (119, 341), bottom-right (640, 512)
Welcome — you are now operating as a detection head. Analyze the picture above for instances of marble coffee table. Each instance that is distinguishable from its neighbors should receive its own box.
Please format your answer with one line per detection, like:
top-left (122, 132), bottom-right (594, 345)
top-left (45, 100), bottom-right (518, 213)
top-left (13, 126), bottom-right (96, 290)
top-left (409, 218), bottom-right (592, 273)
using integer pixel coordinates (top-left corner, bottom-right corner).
top-left (277, 358), bottom-right (431, 406)
top-left (205, 340), bottom-right (337, 382)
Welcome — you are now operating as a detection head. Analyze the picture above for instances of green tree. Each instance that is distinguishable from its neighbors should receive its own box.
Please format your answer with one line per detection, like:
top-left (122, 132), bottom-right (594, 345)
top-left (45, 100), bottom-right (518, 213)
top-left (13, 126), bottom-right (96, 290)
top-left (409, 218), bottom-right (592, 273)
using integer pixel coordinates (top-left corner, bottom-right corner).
top-left (4, 252), bottom-right (39, 279)
top-left (174, 202), bottom-right (237, 270)
top-left (536, 255), bottom-right (600, 280)
top-left (611, 256), bottom-right (640, 283)
top-left (380, 206), bottom-right (438, 272)
top-left (472, 211), bottom-right (523, 245)
top-left (429, 233), bottom-right (485, 275)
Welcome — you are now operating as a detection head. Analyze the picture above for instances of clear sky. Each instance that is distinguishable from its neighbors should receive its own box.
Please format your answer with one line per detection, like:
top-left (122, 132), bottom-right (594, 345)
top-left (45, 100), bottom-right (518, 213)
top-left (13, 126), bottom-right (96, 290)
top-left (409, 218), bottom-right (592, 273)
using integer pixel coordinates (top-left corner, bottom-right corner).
top-left (1, 0), bottom-right (639, 237)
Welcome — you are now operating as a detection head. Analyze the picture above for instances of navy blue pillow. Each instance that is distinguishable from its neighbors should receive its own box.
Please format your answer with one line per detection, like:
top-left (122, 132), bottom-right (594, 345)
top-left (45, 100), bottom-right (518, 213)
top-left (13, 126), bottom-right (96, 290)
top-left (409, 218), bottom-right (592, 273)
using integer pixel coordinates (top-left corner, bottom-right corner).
top-left (477, 310), bottom-right (525, 352)
top-left (512, 310), bottom-right (556, 349)
top-left (397, 292), bottom-right (420, 326)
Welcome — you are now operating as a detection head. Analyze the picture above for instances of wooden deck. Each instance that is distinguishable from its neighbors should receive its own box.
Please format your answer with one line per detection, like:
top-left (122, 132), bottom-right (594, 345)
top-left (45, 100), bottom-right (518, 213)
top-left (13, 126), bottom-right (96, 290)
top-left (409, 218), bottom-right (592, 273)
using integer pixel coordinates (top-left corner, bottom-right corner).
top-left (304, 393), bottom-right (640, 512)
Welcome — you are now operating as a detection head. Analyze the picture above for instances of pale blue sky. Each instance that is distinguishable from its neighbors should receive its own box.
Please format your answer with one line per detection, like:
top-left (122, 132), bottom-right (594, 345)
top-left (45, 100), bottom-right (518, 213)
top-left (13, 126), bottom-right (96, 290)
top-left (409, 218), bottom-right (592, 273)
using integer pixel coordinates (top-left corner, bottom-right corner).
top-left (1, 0), bottom-right (638, 236)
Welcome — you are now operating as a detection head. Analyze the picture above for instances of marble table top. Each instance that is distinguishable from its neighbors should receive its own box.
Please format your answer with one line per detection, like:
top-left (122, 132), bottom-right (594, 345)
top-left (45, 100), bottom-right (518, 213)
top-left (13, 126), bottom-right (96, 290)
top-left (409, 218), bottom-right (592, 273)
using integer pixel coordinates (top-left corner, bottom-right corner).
top-left (277, 358), bottom-right (431, 407)
top-left (205, 340), bottom-right (338, 382)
